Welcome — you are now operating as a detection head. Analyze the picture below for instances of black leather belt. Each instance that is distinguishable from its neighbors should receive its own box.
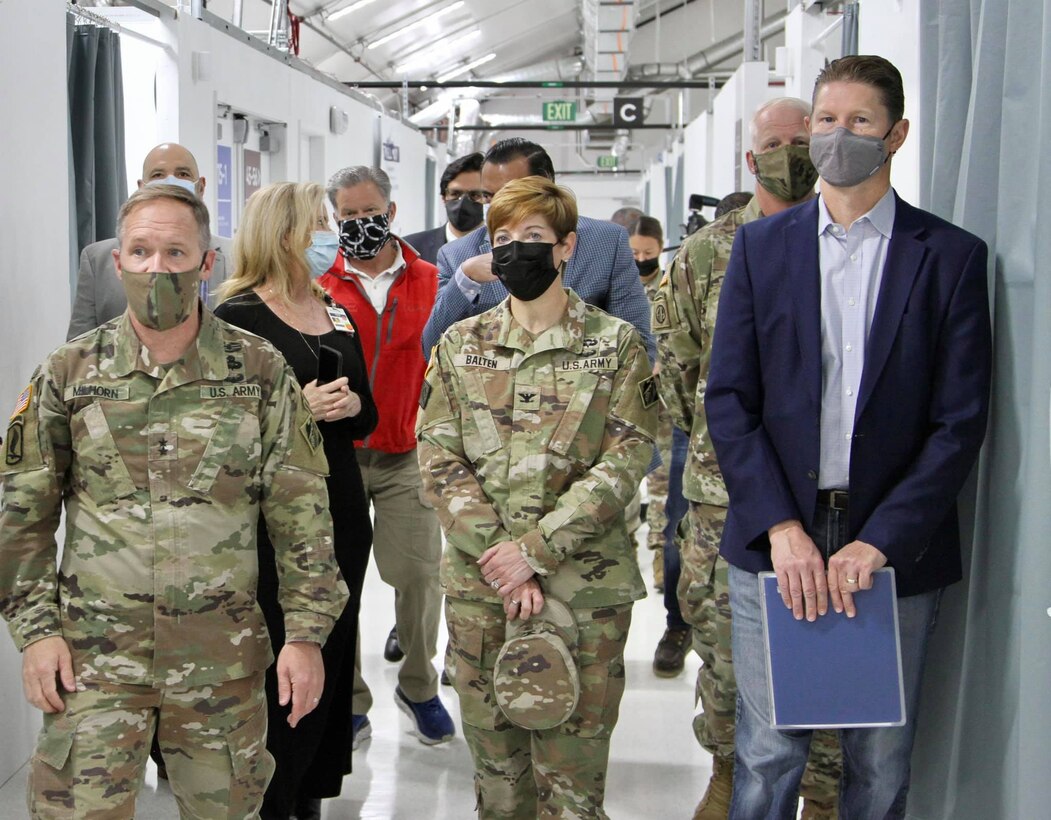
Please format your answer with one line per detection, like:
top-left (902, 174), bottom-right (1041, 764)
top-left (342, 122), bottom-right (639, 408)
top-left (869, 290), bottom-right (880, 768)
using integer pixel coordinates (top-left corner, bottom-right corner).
top-left (817, 489), bottom-right (849, 510)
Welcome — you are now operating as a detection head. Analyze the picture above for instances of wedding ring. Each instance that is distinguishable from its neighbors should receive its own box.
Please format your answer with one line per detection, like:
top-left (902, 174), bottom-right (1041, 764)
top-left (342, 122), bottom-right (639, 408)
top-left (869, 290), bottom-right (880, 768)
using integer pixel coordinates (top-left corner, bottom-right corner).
top-left (313, 697), bottom-right (320, 703)
top-left (510, 600), bottom-right (520, 606)
top-left (490, 579), bottom-right (501, 590)
top-left (846, 577), bottom-right (858, 584)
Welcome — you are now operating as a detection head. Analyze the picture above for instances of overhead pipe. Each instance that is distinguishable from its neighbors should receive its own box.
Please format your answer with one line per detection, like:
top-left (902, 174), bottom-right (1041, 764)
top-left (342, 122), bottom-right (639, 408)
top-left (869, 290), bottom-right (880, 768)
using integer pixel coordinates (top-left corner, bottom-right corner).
top-left (408, 56), bottom-right (584, 127)
top-left (626, 10), bottom-right (787, 82)
top-left (687, 9), bottom-right (786, 74)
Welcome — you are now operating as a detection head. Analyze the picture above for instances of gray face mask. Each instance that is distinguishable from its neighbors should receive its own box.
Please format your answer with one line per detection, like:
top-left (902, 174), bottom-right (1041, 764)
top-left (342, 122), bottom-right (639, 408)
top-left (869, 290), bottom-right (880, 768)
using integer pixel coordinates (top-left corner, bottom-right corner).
top-left (808, 126), bottom-right (894, 188)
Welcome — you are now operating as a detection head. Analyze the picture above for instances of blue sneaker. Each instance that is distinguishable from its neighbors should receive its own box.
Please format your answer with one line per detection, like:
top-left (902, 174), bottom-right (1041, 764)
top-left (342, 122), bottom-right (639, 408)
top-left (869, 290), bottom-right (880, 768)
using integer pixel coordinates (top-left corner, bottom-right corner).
top-left (351, 714), bottom-right (372, 751)
top-left (394, 686), bottom-right (455, 745)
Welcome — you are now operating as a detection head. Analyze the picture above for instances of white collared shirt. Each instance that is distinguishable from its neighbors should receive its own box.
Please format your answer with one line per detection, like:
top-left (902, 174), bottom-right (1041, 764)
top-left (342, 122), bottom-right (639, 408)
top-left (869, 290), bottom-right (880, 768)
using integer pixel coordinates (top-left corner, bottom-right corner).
top-left (341, 242), bottom-right (406, 314)
top-left (444, 222), bottom-right (459, 244)
top-left (817, 187), bottom-right (896, 490)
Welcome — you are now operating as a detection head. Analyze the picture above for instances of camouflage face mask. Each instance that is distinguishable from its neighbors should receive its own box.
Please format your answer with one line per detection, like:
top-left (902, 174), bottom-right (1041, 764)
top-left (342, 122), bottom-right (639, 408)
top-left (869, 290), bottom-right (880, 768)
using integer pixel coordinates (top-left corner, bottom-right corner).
top-left (753, 144), bottom-right (819, 203)
top-left (120, 263), bottom-right (203, 330)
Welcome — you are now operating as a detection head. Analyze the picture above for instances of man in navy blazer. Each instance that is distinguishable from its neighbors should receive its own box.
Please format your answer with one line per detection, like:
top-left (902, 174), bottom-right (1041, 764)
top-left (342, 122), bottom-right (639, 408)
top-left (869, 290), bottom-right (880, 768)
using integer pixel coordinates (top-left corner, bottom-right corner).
top-left (705, 56), bottom-right (992, 818)
top-left (422, 138), bottom-right (654, 359)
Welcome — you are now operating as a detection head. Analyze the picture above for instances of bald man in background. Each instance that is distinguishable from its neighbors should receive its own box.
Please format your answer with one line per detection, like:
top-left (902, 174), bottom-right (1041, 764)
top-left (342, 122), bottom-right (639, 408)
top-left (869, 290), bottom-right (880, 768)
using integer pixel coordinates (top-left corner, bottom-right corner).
top-left (66, 143), bottom-right (233, 340)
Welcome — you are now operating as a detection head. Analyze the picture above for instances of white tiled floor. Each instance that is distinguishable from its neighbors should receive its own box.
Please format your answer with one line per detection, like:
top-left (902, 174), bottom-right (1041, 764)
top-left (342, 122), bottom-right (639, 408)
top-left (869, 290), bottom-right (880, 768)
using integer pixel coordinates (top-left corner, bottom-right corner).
top-left (0, 544), bottom-right (710, 819)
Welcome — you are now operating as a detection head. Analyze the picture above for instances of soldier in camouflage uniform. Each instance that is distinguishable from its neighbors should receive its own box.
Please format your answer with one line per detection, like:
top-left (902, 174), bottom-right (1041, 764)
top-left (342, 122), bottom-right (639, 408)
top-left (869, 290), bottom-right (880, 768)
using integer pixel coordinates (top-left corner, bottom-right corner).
top-left (651, 98), bottom-right (842, 819)
top-left (0, 185), bottom-right (348, 819)
top-left (417, 177), bottom-right (657, 819)
top-left (631, 215), bottom-right (693, 675)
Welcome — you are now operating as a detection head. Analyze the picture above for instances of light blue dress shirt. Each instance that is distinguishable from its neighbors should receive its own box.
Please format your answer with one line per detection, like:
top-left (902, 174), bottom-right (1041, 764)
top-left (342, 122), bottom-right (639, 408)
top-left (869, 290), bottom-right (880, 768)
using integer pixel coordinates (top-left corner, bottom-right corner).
top-left (817, 187), bottom-right (896, 489)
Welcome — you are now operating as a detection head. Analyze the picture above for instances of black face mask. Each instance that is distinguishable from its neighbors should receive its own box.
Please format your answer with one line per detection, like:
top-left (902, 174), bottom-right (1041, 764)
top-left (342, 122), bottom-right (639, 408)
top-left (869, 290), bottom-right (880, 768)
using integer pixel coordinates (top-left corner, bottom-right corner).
top-left (339, 213), bottom-right (391, 260)
top-left (491, 241), bottom-right (562, 302)
top-left (445, 195), bottom-right (484, 233)
top-left (636, 257), bottom-right (660, 278)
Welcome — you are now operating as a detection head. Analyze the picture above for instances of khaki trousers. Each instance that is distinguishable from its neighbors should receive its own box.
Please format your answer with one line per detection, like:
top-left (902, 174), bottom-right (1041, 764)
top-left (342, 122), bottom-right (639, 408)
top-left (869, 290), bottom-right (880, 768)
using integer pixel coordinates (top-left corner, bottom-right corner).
top-left (352, 447), bottom-right (443, 711)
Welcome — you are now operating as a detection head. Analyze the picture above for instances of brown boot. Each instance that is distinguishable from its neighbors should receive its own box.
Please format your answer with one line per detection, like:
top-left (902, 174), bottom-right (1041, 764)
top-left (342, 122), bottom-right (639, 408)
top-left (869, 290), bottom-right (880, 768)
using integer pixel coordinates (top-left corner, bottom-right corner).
top-left (800, 798), bottom-right (837, 820)
top-left (693, 754), bottom-right (733, 819)
top-left (653, 627), bottom-right (691, 677)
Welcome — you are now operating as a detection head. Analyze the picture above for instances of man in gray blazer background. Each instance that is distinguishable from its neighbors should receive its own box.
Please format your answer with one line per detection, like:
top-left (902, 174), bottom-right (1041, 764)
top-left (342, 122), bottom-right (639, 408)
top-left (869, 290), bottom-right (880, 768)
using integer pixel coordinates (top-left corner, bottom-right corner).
top-left (67, 143), bottom-right (233, 340)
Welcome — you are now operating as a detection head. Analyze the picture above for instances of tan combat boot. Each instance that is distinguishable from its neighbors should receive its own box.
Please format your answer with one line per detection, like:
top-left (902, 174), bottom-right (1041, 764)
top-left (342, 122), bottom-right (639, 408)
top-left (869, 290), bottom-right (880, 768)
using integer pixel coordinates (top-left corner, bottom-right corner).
top-left (652, 548), bottom-right (665, 592)
top-left (800, 798), bottom-right (838, 820)
top-left (693, 754), bottom-right (734, 819)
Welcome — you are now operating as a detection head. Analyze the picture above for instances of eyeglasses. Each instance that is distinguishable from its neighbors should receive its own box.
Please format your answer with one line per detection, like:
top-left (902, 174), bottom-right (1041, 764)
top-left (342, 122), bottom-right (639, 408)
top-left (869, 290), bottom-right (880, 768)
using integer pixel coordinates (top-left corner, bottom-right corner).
top-left (443, 189), bottom-right (489, 204)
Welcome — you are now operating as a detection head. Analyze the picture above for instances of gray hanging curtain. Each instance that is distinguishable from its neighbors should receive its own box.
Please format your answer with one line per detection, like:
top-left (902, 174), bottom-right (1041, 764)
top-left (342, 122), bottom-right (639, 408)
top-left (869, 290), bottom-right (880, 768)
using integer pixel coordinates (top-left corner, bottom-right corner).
top-left (67, 12), bottom-right (127, 299)
top-left (908, 1), bottom-right (1051, 818)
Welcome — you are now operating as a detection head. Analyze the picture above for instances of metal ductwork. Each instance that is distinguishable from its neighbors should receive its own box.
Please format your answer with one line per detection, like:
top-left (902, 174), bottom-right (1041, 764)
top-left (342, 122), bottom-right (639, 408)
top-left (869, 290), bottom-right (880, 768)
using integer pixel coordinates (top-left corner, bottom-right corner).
top-left (687, 10), bottom-right (787, 74)
top-left (626, 10), bottom-right (788, 82)
top-left (408, 56), bottom-right (585, 128)
top-left (583, 0), bottom-right (639, 103)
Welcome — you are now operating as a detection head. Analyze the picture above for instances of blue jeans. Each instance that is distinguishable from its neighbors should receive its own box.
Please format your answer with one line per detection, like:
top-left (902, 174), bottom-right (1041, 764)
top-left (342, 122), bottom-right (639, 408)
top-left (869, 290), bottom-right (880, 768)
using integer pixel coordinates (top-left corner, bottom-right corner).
top-left (727, 503), bottom-right (941, 820)
top-left (663, 426), bottom-right (689, 631)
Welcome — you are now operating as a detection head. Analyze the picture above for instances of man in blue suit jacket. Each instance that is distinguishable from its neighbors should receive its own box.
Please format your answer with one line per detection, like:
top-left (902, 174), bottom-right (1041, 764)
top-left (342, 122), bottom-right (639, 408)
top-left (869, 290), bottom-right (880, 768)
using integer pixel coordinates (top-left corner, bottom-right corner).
top-left (705, 56), bottom-right (992, 818)
top-left (422, 138), bottom-right (654, 360)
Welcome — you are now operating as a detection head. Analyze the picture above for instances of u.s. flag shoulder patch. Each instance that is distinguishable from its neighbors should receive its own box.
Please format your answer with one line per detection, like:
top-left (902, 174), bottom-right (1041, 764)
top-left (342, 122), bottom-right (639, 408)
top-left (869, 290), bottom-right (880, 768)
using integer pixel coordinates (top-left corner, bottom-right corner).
top-left (10, 385), bottom-right (32, 420)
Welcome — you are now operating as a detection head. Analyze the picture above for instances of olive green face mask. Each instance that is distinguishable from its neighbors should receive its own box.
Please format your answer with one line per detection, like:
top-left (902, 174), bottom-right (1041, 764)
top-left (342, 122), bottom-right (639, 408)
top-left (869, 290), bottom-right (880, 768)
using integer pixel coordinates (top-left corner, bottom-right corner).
top-left (752, 144), bottom-right (819, 203)
top-left (120, 263), bottom-right (203, 330)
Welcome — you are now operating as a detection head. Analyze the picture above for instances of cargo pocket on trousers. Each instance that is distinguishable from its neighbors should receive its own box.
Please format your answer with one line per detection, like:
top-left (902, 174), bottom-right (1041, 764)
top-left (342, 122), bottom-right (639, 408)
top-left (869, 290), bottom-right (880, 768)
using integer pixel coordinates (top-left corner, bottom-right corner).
top-left (561, 607), bottom-right (631, 740)
top-left (225, 702), bottom-right (275, 816)
top-left (29, 713), bottom-right (80, 818)
top-left (34, 713), bottom-right (77, 770)
top-left (446, 607), bottom-right (498, 731)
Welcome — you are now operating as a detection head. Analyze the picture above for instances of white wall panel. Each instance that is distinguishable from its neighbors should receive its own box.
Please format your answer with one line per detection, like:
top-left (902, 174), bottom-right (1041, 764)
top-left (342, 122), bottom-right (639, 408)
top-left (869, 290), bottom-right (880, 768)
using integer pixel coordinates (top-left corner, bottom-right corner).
top-left (858, 0), bottom-right (922, 205)
top-left (0, 0), bottom-right (71, 783)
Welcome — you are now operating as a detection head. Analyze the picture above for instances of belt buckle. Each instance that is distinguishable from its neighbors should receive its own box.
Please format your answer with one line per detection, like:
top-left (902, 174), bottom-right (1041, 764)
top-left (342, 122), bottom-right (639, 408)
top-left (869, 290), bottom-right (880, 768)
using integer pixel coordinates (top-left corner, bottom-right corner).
top-left (828, 489), bottom-right (849, 510)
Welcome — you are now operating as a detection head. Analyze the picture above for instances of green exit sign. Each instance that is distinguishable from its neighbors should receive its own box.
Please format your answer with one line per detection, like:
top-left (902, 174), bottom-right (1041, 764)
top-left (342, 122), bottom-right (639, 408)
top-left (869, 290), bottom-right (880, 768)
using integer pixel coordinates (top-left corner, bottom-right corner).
top-left (597, 155), bottom-right (619, 169)
top-left (542, 100), bottom-right (577, 122)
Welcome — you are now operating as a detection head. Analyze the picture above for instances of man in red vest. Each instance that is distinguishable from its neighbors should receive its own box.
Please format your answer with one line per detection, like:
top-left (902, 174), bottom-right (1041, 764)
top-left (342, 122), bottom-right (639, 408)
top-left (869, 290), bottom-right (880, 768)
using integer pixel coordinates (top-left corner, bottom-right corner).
top-left (320, 166), bottom-right (454, 747)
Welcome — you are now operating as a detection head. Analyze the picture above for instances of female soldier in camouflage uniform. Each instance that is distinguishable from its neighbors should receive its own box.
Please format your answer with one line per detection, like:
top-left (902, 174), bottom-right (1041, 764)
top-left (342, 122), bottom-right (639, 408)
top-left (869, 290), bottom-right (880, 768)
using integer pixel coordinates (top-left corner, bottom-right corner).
top-left (417, 176), bottom-right (658, 819)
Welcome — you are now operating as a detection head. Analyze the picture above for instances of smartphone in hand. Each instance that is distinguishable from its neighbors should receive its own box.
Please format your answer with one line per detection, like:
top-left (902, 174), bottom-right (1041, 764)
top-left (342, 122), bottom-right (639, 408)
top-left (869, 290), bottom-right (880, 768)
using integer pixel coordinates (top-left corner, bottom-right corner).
top-left (317, 344), bottom-right (343, 386)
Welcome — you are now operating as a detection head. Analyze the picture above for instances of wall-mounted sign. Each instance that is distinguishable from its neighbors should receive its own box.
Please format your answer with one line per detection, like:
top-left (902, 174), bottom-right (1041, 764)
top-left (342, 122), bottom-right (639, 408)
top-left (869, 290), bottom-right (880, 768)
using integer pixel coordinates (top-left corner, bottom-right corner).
top-left (613, 97), bottom-right (644, 127)
top-left (383, 139), bottom-right (401, 163)
top-left (597, 155), bottom-right (619, 169)
top-left (216, 144), bottom-right (232, 238)
top-left (543, 100), bottom-right (577, 122)
top-left (244, 149), bottom-right (262, 204)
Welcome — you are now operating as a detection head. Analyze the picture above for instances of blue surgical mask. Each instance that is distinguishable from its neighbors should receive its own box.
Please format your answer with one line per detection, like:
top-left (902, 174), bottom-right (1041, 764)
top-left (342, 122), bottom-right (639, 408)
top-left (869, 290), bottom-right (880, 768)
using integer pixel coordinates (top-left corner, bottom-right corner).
top-left (306, 231), bottom-right (340, 279)
top-left (148, 175), bottom-right (198, 196)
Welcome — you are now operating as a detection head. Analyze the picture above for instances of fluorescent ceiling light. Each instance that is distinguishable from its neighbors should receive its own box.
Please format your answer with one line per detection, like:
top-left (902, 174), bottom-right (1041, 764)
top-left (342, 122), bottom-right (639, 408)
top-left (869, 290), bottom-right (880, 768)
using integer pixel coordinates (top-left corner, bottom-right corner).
top-left (368, 1), bottom-right (465, 50)
top-left (394, 29), bottom-right (481, 74)
top-left (437, 53), bottom-right (497, 83)
top-left (328, 0), bottom-right (381, 23)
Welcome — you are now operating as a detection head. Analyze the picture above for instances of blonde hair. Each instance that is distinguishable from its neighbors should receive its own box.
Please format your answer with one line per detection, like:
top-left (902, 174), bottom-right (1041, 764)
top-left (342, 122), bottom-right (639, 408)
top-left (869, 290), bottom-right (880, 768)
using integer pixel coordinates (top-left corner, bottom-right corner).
top-left (485, 176), bottom-right (578, 242)
top-left (216, 181), bottom-right (327, 304)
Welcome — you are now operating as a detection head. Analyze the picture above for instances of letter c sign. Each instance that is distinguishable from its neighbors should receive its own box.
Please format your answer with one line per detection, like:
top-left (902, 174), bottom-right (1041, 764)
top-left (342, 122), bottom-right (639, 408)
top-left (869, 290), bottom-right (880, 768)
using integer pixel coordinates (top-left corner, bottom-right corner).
top-left (613, 97), bottom-right (644, 128)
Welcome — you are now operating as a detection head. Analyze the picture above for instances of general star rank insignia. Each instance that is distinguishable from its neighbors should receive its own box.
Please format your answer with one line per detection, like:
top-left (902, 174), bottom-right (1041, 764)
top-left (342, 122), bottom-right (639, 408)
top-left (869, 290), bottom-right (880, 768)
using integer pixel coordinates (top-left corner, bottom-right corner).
top-left (638, 375), bottom-right (659, 409)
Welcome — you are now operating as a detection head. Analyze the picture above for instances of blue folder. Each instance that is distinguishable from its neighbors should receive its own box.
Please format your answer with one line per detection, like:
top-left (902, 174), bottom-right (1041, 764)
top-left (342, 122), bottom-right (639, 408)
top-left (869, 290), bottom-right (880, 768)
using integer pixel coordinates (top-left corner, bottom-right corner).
top-left (760, 568), bottom-right (905, 729)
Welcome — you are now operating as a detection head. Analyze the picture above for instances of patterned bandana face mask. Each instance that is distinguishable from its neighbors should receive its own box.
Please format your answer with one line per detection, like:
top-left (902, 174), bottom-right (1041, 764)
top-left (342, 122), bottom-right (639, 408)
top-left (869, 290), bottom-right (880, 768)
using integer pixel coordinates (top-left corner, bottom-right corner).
top-left (120, 264), bottom-right (203, 330)
top-left (338, 212), bottom-right (392, 261)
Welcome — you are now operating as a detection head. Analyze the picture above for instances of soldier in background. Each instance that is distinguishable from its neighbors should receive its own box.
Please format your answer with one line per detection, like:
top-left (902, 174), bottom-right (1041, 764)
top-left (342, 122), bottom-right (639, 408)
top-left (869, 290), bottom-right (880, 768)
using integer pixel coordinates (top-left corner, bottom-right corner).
top-left (630, 215), bottom-right (692, 677)
top-left (651, 97), bottom-right (842, 819)
top-left (0, 185), bottom-right (347, 818)
top-left (418, 177), bottom-right (657, 818)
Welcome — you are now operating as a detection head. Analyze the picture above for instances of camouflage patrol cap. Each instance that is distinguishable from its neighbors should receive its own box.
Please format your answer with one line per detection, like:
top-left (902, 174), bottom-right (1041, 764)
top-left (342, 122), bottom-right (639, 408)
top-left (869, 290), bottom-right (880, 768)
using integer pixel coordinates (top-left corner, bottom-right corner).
top-left (494, 598), bottom-right (580, 730)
